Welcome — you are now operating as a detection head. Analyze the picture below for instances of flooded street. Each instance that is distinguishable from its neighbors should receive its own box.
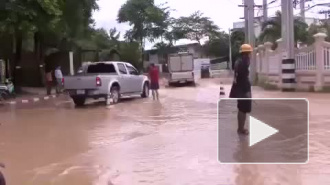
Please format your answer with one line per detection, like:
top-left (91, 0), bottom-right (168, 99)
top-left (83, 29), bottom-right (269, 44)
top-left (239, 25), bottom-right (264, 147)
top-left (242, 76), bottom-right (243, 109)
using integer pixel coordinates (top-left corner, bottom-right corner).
top-left (1, 79), bottom-right (330, 185)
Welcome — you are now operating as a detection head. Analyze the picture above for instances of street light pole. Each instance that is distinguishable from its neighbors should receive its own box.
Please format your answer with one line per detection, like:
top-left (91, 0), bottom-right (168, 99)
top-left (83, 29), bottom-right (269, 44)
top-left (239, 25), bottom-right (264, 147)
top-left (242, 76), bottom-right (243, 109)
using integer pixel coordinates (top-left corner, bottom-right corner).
top-left (281, 0), bottom-right (296, 91)
top-left (263, 0), bottom-right (268, 22)
top-left (300, 0), bottom-right (305, 22)
top-left (229, 28), bottom-right (233, 71)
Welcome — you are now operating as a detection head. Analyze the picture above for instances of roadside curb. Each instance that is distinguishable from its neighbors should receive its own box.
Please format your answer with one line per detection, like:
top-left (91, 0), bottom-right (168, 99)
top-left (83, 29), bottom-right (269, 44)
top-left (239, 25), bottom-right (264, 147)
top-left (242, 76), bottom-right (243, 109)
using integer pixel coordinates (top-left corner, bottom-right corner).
top-left (2, 94), bottom-right (62, 106)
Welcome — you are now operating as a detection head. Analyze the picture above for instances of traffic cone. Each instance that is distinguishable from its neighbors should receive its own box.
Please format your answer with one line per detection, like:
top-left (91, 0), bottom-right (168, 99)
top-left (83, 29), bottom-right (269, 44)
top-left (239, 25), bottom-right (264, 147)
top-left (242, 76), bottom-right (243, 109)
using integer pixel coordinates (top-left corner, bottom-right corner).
top-left (219, 84), bottom-right (225, 98)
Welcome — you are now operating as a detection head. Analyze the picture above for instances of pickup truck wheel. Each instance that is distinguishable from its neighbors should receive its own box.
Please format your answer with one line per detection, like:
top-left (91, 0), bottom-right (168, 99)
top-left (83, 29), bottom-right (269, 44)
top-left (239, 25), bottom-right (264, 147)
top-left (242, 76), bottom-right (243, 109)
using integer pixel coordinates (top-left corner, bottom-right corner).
top-left (73, 97), bottom-right (86, 107)
top-left (141, 83), bottom-right (149, 98)
top-left (109, 86), bottom-right (120, 104)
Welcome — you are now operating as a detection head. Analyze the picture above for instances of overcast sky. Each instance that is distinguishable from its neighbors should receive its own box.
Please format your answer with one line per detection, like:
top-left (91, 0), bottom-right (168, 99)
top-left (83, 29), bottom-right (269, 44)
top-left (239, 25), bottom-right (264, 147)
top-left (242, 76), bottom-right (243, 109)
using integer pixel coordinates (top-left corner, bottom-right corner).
top-left (92, 0), bottom-right (328, 50)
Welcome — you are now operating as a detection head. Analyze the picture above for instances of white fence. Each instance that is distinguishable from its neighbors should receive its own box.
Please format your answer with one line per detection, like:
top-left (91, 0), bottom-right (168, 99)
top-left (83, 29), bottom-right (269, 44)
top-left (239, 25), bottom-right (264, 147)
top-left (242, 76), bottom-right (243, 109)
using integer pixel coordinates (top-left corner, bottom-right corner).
top-left (295, 46), bottom-right (316, 70)
top-left (324, 44), bottom-right (330, 70)
top-left (255, 32), bottom-right (330, 91)
top-left (209, 63), bottom-right (228, 78)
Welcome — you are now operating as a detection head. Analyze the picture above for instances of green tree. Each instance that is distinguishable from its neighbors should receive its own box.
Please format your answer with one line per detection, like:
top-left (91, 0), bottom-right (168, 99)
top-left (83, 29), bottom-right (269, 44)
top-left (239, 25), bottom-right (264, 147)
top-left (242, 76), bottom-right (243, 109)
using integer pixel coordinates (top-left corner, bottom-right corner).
top-left (258, 11), bottom-right (309, 47)
top-left (306, 22), bottom-right (330, 44)
top-left (117, 0), bottom-right (169, 51)
top-left (203, 31), bottom-right (229, 58)
top-left (172, 11), bottom-right (220, 44)
top-left (53, 0), bottom-right (98, 51)
top-left (119, 42), bottom-right (142, 69)
top-left (0, 0), bottom-right (63, 87)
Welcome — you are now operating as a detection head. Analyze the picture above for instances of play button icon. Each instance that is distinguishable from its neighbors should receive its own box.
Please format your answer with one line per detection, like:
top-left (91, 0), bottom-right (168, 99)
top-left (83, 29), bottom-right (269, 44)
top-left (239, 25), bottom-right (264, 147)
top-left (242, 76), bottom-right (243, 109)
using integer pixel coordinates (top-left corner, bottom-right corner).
top-left (249, 116), bottom-right (279, 147)
top-left (218, 98), bottom-right (309, 164)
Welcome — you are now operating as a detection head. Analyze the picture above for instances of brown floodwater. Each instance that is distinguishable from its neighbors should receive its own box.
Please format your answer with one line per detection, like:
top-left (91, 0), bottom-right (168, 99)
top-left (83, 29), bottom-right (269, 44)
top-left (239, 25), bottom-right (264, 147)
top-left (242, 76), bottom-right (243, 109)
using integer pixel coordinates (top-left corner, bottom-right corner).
top-left (0, 79), bottom-right (330, 185)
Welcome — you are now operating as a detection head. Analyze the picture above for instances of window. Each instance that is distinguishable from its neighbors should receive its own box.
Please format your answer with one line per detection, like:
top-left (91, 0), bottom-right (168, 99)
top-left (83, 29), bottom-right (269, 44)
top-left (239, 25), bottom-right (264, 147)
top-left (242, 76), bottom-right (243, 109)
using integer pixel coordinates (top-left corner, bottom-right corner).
top-left (126, 65), bottom-right (139, 75)
top-left (117, 63), bottom-right (128, 74)
top-left (87, 63), bottom-right (116, 74)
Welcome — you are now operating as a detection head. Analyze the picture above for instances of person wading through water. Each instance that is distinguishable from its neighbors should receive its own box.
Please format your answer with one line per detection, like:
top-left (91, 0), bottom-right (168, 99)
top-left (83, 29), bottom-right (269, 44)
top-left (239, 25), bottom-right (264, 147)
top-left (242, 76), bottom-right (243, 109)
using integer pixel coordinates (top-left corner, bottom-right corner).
top-left (148, 63), bottom-right (160, 100)
top-left (229, 44), bottom-right (253, 135)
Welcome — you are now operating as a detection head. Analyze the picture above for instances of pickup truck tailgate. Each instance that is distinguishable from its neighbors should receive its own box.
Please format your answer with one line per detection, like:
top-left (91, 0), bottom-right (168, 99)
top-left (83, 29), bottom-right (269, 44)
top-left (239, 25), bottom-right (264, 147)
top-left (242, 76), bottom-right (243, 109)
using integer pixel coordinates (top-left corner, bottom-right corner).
top-left (64, 75), bottom-right (98, 89)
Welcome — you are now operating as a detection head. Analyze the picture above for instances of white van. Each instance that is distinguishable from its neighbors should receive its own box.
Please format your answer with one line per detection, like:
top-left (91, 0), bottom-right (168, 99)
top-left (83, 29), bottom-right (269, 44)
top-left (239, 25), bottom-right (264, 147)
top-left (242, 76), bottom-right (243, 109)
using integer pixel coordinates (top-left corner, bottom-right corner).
top-left (168, 53), bottom-right (195, 86)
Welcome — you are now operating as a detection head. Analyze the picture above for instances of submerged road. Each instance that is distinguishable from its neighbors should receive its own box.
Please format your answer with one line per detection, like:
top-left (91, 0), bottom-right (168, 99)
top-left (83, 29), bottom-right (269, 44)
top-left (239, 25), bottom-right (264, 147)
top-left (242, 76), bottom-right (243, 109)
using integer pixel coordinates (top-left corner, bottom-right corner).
top-left (0, 79), bottom-right (330, 185)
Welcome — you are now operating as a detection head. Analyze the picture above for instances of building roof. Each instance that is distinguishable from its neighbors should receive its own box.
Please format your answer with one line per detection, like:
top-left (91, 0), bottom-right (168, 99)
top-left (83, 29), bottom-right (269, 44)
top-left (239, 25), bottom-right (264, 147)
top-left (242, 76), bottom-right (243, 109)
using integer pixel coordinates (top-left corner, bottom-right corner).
top-left (145, 43), bottom-right (201, 53)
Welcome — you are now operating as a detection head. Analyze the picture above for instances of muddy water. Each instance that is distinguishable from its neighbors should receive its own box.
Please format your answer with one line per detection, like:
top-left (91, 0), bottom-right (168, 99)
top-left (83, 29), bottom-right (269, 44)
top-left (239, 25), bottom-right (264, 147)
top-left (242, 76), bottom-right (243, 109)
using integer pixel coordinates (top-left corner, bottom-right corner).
top-left (0, 79), bottom-right (330, 185)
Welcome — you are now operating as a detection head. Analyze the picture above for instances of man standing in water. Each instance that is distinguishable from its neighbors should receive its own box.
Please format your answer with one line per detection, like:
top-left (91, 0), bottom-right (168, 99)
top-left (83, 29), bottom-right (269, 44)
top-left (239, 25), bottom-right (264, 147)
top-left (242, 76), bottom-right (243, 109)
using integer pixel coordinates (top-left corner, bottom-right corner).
top-left (148, 63), bottom-right (160, 100)
top-left (229, 44), bottom-right (253, 135)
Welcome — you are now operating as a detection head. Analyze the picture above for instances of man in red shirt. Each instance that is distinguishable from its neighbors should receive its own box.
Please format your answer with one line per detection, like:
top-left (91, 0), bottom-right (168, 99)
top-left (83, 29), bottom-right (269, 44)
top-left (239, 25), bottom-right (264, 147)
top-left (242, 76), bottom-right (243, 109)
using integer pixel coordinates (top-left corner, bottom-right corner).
top-left (148, 63), bottom-right (159, 100)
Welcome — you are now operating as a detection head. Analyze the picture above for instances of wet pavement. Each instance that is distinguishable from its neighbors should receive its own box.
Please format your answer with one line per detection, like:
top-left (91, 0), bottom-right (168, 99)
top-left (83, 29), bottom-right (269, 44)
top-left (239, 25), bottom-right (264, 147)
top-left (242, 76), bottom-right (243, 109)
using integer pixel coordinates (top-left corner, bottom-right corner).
top-left (0, 79), bottom-right (330, 185)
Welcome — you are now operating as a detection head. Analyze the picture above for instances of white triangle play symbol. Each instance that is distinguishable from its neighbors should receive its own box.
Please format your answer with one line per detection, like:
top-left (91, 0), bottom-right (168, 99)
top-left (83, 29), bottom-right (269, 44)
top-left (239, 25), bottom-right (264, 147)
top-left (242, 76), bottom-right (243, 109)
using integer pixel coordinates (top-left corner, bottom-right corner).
top-left (249, 116), bottom-right (279, 147)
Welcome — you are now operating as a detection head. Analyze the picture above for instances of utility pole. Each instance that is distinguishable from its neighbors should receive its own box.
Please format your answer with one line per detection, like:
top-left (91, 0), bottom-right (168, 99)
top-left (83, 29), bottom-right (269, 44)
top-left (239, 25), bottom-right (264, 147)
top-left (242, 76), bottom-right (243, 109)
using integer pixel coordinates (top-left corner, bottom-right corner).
top-left (229, 28), bottom-right (233, 71)
top-left (239, 0), bottom-right (261, 83)
top-left (300, 0), bottom-right (305, 22)
top-left (263, 0), bottom-right (268, 22)
top-left (244, 0), bottom-right (249, 43)
top-left (281, 0), bottom-right (296, 91)
top-left (247, 0), bottom-right (256, 84)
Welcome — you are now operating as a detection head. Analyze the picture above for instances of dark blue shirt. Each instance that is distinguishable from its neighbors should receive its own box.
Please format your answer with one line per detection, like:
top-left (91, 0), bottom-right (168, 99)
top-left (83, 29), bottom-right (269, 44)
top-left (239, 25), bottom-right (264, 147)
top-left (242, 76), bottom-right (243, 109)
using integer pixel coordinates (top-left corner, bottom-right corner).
top-left (229, 58), bottom-right (251, 98)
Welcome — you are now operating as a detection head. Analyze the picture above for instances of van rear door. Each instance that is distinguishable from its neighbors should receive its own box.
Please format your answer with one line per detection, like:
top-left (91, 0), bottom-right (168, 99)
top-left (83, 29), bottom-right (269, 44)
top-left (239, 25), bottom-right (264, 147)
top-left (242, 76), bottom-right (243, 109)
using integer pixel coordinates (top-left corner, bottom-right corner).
top-left (169, 55), bottom-right (181, 72)
top-left (181, 54), bottom-right (194, 71)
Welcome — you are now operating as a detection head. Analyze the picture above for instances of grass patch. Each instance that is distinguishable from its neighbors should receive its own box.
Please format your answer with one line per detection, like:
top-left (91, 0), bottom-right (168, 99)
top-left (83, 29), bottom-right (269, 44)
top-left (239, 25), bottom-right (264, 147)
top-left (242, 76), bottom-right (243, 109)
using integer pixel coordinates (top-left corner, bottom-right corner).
top-left (319, 86), bottom-right (330, 93)
top-left (256, 77), bottom-right (279, 91)
top-left (261, 83), bottom-right (279, 90)
top-left (309, 86), bottom-right (315, 92)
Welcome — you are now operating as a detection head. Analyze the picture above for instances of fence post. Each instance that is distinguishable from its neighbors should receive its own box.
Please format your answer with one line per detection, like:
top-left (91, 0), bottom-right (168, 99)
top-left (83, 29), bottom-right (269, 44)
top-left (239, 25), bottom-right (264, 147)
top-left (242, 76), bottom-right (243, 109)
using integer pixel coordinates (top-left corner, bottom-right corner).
top-left (255, 47), bottom-right (259, 74)
top-left (313, 32), bottom-right (327, 91)
top-left (264, 42), bottom-right (273, 80)
top-left (257, 45), bottom-right (264, 73)
top-left (276, 38), bottom-right (286, 88)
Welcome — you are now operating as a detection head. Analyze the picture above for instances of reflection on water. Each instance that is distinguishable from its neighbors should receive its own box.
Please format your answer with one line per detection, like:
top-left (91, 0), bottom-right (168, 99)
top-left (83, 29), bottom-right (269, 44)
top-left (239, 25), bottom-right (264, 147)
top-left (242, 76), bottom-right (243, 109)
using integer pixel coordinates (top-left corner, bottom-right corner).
top-left (0, 84), bottom-right (329, 184)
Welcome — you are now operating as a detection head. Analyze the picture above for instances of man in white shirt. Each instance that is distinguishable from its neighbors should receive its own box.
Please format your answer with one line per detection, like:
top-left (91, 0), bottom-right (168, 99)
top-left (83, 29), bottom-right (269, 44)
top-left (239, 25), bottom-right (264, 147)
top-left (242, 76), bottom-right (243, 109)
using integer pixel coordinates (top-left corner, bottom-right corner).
top-left (55, 66), bottom-right (63, 94)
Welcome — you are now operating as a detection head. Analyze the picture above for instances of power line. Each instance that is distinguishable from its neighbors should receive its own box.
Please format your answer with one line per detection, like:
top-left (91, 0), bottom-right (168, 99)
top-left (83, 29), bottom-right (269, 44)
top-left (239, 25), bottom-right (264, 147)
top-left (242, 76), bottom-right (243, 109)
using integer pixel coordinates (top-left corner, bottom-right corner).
top-left (293, 2), bottom-right (330, 16)
top-left (268, 5), bottom-right (281, 9)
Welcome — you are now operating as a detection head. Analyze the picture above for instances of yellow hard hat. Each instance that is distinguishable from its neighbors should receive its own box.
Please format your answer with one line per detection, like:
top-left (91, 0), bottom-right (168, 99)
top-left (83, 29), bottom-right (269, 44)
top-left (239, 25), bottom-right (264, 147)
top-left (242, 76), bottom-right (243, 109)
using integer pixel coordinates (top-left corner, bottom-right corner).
top-left (240, 44), bottom-right (253, 53)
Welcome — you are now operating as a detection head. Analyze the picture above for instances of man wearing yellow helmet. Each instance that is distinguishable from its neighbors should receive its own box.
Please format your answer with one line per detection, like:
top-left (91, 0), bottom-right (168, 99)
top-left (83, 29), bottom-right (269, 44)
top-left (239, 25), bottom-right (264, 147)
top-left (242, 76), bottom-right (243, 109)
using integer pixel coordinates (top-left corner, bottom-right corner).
top-left (229, 44), bottom-right (253, 135)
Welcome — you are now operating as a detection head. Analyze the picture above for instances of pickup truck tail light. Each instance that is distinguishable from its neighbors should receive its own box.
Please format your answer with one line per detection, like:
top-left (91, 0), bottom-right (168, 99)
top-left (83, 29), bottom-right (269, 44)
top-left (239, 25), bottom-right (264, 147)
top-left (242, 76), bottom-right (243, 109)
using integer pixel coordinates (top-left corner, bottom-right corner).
top-left (61, 78), bottom-right (64, 86)
top-left (96, 77), bottom-right (102, 86)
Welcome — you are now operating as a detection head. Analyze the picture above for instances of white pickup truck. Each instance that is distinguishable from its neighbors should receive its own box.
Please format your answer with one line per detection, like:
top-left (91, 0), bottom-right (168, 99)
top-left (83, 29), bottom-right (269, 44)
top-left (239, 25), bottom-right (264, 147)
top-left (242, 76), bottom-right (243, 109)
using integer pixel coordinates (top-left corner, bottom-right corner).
top-left (64, 61), bottom-right (150, 106)
top-left (168, 53), bottom-right (195, 86)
